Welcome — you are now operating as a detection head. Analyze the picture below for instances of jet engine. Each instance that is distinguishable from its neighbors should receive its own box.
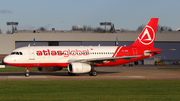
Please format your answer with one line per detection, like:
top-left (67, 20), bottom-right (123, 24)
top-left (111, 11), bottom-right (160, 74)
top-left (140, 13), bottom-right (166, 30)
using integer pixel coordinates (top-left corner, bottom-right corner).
top-left (38, 67), bottom-right (63, 72)
top-left (68, 63), bottom-right (91, 73)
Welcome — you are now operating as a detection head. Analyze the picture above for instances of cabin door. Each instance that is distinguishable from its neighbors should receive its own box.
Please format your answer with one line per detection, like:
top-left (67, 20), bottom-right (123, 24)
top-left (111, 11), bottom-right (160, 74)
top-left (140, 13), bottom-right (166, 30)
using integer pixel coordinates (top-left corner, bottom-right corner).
top-left (132, 48), bottom-right (138, 55)
top-left (29, 48), bottom-right (35, 60)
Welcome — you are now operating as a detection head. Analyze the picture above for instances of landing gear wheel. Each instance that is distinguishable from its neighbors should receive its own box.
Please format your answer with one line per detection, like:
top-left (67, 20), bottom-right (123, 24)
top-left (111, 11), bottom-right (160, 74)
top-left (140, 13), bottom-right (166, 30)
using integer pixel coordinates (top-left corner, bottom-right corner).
top-left (89, 71), bottom-right (97, 76)
top-left (129, 64), bottom-right (133, 67)
top-left (68, 72), bottom-right (76, 76)
top-left (25, 72), bottom-right (29, 77)
top-left (25, 67), bottom-right (30, 77)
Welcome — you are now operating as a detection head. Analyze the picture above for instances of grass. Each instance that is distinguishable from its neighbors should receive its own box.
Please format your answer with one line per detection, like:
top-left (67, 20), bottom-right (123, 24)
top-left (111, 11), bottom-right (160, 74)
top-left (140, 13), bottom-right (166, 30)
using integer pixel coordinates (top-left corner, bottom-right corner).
top-left (0, 67), bottom-right (68, 72)
top-left (0, 80), bottom-right (180, 101)
top-left (0, 67), bottom-right (38, 72)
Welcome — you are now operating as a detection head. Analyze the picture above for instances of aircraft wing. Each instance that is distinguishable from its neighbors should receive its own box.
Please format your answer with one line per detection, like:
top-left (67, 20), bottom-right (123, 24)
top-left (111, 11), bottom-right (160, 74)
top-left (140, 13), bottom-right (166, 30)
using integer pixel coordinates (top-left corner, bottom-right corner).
top-left (68, 55), bottom-right (143, 64)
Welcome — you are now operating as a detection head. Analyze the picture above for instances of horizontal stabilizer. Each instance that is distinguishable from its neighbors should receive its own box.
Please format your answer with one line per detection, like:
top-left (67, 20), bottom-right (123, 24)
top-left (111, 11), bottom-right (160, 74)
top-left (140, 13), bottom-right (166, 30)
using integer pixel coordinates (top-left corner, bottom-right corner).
top-left (145, 49), bottom-right (176, 53)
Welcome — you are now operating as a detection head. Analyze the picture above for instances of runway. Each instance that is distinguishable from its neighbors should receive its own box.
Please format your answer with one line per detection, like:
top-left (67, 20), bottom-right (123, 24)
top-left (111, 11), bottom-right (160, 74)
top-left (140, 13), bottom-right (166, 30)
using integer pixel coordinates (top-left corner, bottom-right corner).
top-left (0, 65), bottom-right (180, 81)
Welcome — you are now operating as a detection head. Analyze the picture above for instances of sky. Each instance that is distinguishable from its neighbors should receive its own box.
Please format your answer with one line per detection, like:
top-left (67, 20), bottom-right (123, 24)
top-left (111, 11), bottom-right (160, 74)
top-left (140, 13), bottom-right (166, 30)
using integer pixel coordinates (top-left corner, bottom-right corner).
top-left (0, 0), bottom-right (180, 33)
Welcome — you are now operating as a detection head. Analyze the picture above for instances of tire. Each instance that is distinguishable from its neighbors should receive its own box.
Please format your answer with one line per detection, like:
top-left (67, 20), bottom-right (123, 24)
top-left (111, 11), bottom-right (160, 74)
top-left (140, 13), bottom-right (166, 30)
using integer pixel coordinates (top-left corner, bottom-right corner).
top-left (134, 61), bottom-right (139, 65)
top-left (25, 73), bottom-right (29, 77)
top-left (89, 71), bottom-right (97, 76)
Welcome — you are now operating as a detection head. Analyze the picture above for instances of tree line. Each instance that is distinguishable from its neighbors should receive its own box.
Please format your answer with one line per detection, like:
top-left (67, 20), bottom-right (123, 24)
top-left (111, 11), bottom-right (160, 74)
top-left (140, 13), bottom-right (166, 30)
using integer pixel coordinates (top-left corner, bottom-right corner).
top-left (137, 24), bottom-right (173, 32)
top-left (72, 24), bottom-right (178, 32)
top-left (72, 24), bottom-right (116, 33)
top-left (0, 24), bottom-right (179, 34)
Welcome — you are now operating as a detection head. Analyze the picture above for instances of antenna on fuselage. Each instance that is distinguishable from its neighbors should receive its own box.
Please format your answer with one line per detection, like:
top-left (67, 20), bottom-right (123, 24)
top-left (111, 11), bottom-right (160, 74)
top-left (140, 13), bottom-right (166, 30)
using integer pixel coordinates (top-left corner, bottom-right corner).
top-left (33, 38), bottom-right (35, 46)
top-left (116, 37), bottom-right (118, 46)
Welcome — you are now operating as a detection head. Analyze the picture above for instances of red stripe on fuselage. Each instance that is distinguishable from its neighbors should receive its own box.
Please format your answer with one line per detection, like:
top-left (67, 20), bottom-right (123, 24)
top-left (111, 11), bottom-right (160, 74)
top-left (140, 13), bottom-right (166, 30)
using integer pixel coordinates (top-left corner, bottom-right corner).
top-left (112, 46), bottom-right (121, 57)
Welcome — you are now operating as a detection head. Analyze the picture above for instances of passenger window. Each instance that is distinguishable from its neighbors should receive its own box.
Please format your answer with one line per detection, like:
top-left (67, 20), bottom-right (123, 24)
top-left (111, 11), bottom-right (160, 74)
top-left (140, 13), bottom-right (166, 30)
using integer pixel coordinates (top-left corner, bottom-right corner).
top-left (16, 52), bottom-right (19, 55)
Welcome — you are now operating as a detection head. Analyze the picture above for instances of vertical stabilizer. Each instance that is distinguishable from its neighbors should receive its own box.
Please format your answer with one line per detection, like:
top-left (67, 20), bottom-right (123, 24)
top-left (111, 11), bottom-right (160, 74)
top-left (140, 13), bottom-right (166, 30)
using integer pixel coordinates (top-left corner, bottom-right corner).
top-left (130, 18), bottom-right (159, 48)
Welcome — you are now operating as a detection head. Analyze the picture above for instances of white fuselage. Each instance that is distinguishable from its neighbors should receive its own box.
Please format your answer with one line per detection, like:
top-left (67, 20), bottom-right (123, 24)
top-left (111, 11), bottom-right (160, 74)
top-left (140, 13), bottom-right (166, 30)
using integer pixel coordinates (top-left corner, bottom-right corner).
top-left (4, 46), bottom-right (130, 67)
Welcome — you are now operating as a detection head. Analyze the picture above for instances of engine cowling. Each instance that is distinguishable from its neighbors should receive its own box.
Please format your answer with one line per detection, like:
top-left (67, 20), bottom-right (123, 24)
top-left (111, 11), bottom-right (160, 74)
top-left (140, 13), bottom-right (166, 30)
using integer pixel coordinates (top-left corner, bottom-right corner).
top-left (38, 67), bottom-right (63, 72)
top-left (68, 63), bottom-right (91, 73)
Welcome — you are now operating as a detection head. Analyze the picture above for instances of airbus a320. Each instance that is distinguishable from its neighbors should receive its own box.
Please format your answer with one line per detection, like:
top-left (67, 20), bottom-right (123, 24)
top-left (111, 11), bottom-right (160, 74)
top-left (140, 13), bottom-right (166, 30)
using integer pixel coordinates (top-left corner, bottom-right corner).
top-left (4, 18), bottom-right (174, 77)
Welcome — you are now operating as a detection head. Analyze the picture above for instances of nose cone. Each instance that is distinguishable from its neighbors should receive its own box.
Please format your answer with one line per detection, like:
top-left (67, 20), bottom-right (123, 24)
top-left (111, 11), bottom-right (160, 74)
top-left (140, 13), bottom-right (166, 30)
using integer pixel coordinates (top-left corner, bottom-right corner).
top-left (3, 55), bottom-right (11, 64)
top-left (3, 55), bottom-right (21, 66)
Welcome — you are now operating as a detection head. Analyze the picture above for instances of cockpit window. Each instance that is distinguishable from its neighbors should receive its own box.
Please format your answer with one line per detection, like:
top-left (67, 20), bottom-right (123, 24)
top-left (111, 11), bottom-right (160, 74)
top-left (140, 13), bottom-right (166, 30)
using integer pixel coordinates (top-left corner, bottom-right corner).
top-left (19, 52), bottom-right (23, 55)
top-left (16, 52), bottom-right (19, 55)
top-left (11, 52), bottom-right (16, 55)
top-left (10, 52), bottom-right (23, 55)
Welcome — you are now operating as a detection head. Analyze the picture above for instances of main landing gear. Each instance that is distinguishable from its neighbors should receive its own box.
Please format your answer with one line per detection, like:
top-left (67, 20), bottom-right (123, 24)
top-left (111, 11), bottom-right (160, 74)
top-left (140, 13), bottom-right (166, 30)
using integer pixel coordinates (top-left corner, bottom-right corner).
top-left (89, 70), bottom-right (97, 76)
top-left (89, 66), bottom-right (97, 76)
top-left (25, 67), bottom-right (30, 77)
top-left (67, 67), bottom-right (98, 76)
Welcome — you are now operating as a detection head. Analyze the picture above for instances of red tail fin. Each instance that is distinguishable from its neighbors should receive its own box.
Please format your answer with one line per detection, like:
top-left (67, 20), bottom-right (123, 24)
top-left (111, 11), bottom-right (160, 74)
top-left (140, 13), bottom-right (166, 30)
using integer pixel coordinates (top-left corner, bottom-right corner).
top-left (130, 18), bottom-right (159, 48)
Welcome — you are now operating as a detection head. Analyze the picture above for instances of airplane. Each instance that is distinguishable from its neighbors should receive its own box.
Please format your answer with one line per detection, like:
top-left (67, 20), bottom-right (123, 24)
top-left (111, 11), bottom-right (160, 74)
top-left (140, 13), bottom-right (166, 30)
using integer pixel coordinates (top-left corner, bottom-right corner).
top-left (3, 18), bottom-right (175, 77)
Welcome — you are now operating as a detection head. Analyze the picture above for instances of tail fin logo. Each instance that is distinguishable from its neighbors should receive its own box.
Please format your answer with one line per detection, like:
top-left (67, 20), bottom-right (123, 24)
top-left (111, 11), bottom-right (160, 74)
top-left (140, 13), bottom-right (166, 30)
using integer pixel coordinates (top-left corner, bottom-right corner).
top-left (138, 26), bottom-right (155, 45)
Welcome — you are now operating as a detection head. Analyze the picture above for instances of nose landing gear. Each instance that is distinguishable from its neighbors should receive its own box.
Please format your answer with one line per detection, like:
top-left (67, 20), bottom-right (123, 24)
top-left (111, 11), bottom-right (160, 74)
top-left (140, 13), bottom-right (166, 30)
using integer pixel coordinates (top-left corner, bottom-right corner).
top-left (25, 67), bottom-right (30, 77)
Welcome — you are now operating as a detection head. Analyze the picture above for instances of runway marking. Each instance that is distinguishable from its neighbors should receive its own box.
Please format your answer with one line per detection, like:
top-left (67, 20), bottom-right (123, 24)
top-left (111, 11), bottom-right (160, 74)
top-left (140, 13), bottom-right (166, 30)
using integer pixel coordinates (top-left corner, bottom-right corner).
top-left (107, 76), bottom-right (146, 78)
top-left (8, 76), bottom-right (48, 78)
